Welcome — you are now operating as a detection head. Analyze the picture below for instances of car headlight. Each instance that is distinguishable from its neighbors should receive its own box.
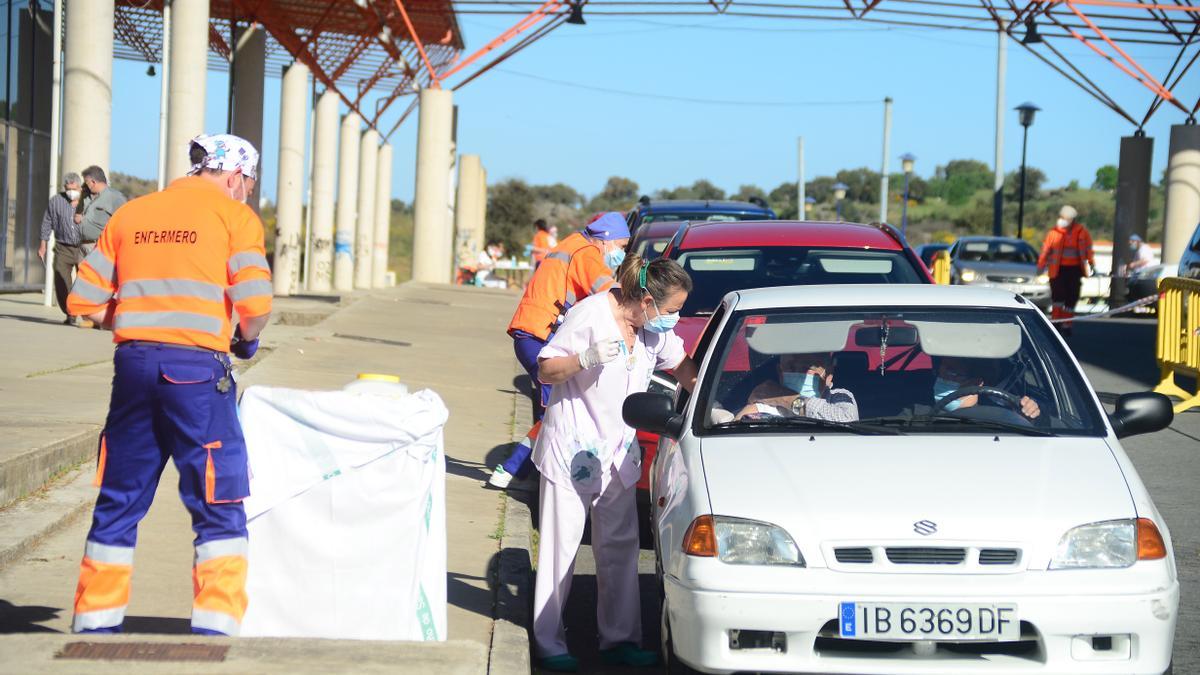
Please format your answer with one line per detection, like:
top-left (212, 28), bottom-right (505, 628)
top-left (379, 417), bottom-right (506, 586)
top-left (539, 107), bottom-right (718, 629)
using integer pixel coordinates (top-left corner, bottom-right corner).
top-left (1036, 273), bottom-right (1049, 284)
top-left (1049, 519), bottom-right (1136, 569)
top-left (714, 517), bottom-right (805, 566)
top-left (959, 269), bottom-right (977, 283)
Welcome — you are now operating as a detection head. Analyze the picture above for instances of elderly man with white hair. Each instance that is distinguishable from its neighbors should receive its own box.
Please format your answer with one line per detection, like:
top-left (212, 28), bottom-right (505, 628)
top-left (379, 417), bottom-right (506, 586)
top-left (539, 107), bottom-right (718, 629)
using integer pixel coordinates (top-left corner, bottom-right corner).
top-left (1037, 204), bottom-right (1095, 336)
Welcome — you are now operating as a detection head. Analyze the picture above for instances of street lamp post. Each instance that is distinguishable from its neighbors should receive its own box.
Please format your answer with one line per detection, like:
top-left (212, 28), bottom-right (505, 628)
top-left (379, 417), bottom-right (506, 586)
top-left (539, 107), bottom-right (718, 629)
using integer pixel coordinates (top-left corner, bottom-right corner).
top-left (804, 195), bottom-right (815, 218)
top-left (1015, 102), bottom-right (1040, 240)
top-left (832, 182), bottom-right (848, 222)
top-left (900, 153), bottom-right (915, 237)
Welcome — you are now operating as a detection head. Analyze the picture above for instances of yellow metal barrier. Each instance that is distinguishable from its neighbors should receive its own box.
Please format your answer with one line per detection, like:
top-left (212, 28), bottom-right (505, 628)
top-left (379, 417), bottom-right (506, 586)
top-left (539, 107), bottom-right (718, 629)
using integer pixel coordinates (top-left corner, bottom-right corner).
top-left (932, 250), bottom-right (951, 285)
top-left (1153, 276), bottom-right (1200, 413)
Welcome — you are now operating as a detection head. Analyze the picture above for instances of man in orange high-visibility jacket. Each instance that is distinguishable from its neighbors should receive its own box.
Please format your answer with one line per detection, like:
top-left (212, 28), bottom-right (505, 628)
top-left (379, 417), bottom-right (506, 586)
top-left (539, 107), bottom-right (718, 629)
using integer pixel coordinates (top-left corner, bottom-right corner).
top-left (1037, 204), bottom-right (1095, 336)
top-left (67, 134), bottom-right (272, 636)
top-left (486, 212), bottom-right (630, 489)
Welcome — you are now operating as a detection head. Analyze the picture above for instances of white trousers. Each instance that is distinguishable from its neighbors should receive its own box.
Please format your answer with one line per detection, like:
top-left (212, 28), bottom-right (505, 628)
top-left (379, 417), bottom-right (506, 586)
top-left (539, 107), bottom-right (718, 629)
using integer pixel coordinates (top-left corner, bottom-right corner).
top-left (532, 468), bottom-right (641, 657)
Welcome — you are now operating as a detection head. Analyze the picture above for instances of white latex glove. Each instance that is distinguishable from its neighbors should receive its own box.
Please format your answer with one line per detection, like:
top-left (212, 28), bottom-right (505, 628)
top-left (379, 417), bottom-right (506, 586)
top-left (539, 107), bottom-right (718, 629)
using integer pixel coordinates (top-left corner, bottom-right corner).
top-left (579, 339), bottom-right (621, 369)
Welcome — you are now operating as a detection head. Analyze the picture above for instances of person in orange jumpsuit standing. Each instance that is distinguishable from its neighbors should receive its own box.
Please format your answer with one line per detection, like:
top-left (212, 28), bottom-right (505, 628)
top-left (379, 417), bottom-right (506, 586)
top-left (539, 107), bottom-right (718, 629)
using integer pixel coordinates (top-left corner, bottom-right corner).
top-left (488, 212), bottom-right (630, 489)
top-left (1037, 204), bottom-right (1095, 337)
top-left (67, 134), bottom-right (272, 635)
top-left (531, 219), bottom-right (554, 269)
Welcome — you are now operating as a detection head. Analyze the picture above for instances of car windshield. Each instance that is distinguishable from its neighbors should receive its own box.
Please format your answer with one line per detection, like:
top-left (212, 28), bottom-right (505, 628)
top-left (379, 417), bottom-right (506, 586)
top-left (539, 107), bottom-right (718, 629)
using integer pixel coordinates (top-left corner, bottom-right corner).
top-left (956, 241), bottom-right (1038, 264)
top-left (675, 247), bottom-right (925, 316)
top-left (634, 237), bottom-right (671, 261)
top-left (643, 213), bottom-right (749, 224)
top-left (697, 307), bottom-right (1105, 436)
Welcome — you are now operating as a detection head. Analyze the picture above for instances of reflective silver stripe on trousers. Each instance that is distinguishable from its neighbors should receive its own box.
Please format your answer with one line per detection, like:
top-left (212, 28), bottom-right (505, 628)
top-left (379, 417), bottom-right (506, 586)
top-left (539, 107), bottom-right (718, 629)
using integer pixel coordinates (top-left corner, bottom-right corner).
top-left (226, 279), bottom-right (274, 303)
top-left (590, 275), bottom-right (613, 294)
top-left (73, 606), bottom-right (126, 632)
top-left (83, 247), bottom-right (116, 282)
top-left (114, 311), bottom-right (223, 336)
top-left (192, 608), bottom-right (241, 636)
top-left (195, 537), bottom-right (249, 564)
top-left (545, 251), bottom-right (571, 264)
top-left (119, 278), bottom-right (225, 302)
top-left (228, 251), bottom-right (270, 275)
top-left (71, 278), bottom-right (115, 304)
top-left (84, 540), bottom-right (135, 565)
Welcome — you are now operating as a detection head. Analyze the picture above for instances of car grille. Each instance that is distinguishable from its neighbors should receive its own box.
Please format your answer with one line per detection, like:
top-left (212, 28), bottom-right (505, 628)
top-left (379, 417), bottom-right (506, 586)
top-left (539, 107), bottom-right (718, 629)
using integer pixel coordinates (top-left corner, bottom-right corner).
top-left (979, 548), bottom-right (1020, 565)
top-left (987, 274), bottom-right (1032, 284)
top-left (834, 547), bottom-right (874, 564)
top-left (885, 547), bottom-right (966, 565)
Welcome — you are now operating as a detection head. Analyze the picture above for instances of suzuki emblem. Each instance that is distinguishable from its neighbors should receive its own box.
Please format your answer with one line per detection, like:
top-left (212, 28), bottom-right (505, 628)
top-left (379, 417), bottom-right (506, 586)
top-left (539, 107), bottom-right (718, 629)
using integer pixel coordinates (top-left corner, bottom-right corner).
top-left (913, 520), bottom-right (938, 536)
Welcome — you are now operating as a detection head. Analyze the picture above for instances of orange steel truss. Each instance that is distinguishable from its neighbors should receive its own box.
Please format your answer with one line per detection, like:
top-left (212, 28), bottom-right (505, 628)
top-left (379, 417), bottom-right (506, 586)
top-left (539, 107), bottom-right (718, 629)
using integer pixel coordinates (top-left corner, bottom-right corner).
top-left (110, 0), bottom-right (1199, 135)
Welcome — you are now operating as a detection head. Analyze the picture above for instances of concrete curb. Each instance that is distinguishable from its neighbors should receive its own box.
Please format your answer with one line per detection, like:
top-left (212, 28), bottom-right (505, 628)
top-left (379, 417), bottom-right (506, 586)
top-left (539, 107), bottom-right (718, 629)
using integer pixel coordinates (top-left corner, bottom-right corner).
top-left (0, 465), bottom-right (95, 571)
top-left (488, 369), bottom-right (536, 674)
top-left (0, 425), bottom-right (100, 508)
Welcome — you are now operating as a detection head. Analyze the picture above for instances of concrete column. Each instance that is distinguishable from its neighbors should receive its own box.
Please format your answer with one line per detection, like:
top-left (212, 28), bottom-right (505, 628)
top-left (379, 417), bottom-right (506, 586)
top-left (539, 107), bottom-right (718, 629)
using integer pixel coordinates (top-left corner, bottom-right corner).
top-left (231, 25), bottom-right (266, 213)
top-left (354, 130), bottom-right (379, 289)
top-left (164, 0), bottom-right (209, 181)
top-left (1110, 134), bottom-right (1153, 305)
top-left (454, 154), bottom-right (483, 260)
top-left (478, 165), bottom-right (488, 248)
top-left (411, 88), bottom-right (455, 283)
top-left (61, 0), bottom-right (113, 179)
top-left (272, 62), bottom-right (309, 297)
top-left (1162, 124), bottom-right (1200, 266)
top-left (372, 143), bottom-right (394, 288)
top-left (308, 91), bottom-right (339, 292)
top-left (333, 113), bottom-right (361, 291)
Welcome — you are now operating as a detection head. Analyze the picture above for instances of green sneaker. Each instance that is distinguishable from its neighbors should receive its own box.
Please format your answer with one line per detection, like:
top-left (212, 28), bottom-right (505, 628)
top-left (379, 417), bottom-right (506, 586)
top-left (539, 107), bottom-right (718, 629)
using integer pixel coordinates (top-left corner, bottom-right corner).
top-left (599, 642), bottom-right (659, 667)
top-left (539, 653), bottom-right (579, 672)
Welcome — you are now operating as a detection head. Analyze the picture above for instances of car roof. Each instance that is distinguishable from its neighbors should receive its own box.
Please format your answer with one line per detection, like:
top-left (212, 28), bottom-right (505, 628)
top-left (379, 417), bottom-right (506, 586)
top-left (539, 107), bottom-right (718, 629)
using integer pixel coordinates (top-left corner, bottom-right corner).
top-left (635, 221), bottom-right (687, 240)
top-left (956, 236), bottom-right (1034, 245)
top-left (728, 284), bottom-right (1032, 311)
top-left (677, 220), bottom-right (904, 251)
top-left (638, 199), bottom-right (773, 214)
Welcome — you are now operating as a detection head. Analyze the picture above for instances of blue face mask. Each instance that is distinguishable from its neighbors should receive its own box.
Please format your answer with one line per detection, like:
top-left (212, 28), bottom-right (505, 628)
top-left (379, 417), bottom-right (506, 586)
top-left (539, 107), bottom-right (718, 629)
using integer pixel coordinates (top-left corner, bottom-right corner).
top-left (604, 248), bottom-right (626, 271)
top-left (933, 376), bottom-right (963, 411)
top-left (644, 296), bottom-right (679, 334)
top-left (782, 372), bottom-right (822, 398)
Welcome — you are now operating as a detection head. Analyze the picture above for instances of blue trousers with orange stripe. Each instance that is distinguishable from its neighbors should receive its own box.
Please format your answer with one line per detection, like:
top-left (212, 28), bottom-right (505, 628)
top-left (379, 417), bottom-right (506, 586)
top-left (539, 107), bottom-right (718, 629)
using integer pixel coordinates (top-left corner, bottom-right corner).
top-left (73, 342), bottom-right (251, 635)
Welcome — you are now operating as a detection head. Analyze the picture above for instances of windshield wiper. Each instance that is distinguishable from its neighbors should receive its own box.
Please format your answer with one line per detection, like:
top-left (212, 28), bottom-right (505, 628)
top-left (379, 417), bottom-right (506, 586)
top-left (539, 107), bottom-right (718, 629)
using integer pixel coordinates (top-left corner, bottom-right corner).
top-left (711, 417), bottom-right (901, 436)
top-left (865, 413), bottom-right (1052, 437)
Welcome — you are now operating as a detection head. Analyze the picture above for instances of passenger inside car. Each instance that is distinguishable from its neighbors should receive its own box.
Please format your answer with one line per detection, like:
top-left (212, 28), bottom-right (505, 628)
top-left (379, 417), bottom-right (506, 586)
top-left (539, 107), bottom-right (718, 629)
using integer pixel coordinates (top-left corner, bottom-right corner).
top-left (733, 352), bottom-right (860, 422)
top-left (927, 356), bottom-right (1042, 420)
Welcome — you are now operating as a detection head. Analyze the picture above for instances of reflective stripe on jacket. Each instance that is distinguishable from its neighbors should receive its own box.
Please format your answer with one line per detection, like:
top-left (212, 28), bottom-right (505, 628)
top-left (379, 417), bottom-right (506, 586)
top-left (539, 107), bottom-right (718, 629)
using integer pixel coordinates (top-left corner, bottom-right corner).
top-left (1038, 222), bottom-right (1095, 279)
top-left (67, 176), bottom-right (272, 352)
top-left (507, 232), bottom-right (614, 341)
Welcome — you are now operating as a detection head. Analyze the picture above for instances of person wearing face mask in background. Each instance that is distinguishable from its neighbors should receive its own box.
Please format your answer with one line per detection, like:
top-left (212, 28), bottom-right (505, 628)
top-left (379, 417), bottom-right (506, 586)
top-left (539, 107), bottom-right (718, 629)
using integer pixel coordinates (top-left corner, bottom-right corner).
top-left (490, 212), bottom-right (631, 489)
top-left (75, 166), bottom-right (127, 255)
top-left (734, 352), bottom-right (859, 422)
top-left (1037, 205), bottom-right (1094, 337)
top-left (39, 173), bottom-right (86, 324)
top-left (474, 240), bottom-right (508, 288)
top-left (531, 255), bottom-right (699, 671)
top-left (65, 133), bottom-right (270, 636)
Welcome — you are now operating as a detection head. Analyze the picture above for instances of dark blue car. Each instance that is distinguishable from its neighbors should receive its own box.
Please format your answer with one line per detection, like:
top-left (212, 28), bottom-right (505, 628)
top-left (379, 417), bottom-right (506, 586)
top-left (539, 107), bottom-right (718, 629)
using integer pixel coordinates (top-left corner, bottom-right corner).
top-left (626, 196), bottom-right (776, 260)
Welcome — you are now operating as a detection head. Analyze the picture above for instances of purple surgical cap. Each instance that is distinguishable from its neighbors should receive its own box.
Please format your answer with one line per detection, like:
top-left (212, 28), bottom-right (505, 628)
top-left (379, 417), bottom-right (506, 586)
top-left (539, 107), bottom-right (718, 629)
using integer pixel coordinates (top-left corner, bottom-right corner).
top-left (584, 212), bottom-right (631, 241)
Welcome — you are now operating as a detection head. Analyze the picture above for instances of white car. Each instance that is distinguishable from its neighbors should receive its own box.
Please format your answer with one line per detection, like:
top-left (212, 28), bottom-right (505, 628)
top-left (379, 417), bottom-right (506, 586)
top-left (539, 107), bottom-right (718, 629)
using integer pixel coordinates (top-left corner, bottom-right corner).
top-left (624, 284), bottom-right (1178, 674)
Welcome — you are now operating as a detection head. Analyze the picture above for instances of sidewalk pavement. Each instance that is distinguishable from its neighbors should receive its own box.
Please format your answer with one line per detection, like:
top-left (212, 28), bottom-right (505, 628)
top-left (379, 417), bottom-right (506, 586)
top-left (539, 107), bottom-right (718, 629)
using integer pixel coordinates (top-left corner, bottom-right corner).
top-left (0, 283), bottom-right (533, 672)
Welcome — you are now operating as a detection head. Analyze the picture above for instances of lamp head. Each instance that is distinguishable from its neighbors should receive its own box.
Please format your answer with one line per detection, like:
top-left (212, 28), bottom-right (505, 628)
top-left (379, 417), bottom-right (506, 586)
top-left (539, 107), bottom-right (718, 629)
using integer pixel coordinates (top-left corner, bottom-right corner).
top-left (900, 153), bottom-right (916, 174)
top-left (1021, 15), bottom-right (1044, 45)
top-left (832, 182), bottom-right (848, 201)
top-left (566, 2), bottom-right (586, 24)
top-left (1015, 102), bottom-right (1041, 127)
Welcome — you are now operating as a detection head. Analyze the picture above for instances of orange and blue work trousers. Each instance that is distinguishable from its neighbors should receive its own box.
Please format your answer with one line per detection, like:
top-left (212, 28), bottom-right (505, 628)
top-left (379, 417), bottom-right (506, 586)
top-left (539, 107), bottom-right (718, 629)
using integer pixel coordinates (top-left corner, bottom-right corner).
top-left (73, 341), bottom-right (251, 635)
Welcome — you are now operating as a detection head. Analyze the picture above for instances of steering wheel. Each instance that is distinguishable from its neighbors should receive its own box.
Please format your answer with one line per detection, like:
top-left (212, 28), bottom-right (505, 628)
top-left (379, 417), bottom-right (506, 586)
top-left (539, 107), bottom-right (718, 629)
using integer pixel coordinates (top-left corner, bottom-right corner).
top-left (933, 385), bottom-right (1023, 413)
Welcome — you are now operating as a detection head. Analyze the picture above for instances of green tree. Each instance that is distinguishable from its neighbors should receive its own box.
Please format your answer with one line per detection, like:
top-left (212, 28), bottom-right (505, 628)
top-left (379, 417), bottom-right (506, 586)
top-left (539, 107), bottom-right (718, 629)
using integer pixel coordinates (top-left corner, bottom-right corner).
top-left (835, 167), bottom-right (881, 204)
top-left (533, 183), bottom-right (583, 208)
top-left (1004, 167), bottom-right (1047, 201)
top-left (656, 179), bottom-right (726, 201)
top-left (768, 181), bottom-right (799, 219)
top-left (732, 184), bottom-right (767, 203)
top-left (1092, 165), bottom-right (1118, 191)
top-left (586, 176), bottom-right (639, 213)
top-left (929, 159), bottom-right (993, 205)
top-left (486, 178), bottom-right (536, 254)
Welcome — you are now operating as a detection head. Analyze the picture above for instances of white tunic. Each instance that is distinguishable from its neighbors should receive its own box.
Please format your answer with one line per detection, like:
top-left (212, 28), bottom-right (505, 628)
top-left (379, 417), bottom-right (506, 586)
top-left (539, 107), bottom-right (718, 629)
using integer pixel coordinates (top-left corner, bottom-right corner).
top-left (533, 291), bottom-right (685, 495)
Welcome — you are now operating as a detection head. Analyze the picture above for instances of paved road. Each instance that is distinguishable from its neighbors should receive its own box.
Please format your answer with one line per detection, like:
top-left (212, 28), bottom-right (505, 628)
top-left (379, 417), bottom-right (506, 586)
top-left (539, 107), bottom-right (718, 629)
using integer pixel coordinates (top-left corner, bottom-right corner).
top-left (545, 317), bottom-right (1199, 674)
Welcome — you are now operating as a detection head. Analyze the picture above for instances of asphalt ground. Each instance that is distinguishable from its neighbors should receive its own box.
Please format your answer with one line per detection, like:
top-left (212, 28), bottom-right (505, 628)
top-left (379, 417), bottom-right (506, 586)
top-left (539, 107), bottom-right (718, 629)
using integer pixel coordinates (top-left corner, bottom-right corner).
top-left (534, 315), bottom-right (1199, 674)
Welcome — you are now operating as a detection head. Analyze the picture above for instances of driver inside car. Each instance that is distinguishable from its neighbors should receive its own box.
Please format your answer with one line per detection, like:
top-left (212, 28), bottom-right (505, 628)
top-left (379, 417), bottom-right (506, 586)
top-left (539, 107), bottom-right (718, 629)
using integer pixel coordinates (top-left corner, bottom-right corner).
top-left (933, 356), bottom-right (1041, 419)
top-left (733, 352), bottom-right (860, 422)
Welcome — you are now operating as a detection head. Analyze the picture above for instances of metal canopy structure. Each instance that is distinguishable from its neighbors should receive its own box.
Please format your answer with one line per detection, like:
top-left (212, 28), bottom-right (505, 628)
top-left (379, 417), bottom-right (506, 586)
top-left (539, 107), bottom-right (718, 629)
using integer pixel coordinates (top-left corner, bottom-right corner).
top-left (108, 0), bottom-right (1198, 136)
top-left (112, 0), bottom-right (465, 133)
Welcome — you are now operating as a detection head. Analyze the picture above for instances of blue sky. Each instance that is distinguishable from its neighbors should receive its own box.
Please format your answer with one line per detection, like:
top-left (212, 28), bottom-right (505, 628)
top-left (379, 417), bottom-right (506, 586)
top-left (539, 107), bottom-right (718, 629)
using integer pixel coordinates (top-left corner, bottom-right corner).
top-left (109, 16), bottom-right (1197, 205)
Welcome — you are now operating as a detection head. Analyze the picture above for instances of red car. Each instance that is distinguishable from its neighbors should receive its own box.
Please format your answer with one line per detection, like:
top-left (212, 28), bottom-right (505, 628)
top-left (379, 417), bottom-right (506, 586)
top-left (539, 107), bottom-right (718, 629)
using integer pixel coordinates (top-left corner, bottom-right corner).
top-left (636, 219), bottom-right (933, 488)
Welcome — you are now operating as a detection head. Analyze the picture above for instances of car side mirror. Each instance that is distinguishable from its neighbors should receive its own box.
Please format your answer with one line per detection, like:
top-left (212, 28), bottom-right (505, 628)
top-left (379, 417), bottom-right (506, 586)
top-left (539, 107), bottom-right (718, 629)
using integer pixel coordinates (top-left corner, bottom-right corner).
top-left (623, 392), bottom-right (685, 440)
top-left (1109, 392), bottom-right (1173, 439)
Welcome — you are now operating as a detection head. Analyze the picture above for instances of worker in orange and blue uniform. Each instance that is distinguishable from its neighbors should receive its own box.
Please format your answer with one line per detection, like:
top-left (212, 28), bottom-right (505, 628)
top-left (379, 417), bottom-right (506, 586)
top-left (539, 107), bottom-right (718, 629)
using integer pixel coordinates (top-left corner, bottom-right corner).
top-left (1037, 204), bottom-right (1095, 337)
top-left (67, 134), bottom-right (272, 636)
top-left (487, 212), bottom-right (630, 489)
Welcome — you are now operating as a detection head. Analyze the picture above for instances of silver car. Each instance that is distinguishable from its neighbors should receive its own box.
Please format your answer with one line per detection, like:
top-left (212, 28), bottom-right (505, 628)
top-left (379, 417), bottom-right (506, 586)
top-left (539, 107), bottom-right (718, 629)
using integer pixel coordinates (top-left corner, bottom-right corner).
top-left (950, 236), bottom-right (1050, 312)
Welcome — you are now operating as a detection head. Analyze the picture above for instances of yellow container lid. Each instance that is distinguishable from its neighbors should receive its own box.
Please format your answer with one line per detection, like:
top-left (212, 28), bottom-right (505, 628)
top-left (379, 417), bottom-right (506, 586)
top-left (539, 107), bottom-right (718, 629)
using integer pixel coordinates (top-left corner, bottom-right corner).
top-left (357, 373), bottom-right (401, 383)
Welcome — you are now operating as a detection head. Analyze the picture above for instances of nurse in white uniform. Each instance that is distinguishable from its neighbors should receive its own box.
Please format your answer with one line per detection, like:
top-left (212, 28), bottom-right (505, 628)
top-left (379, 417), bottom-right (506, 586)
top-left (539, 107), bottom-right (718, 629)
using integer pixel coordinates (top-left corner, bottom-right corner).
top-left (532, 255), bottom-right (699, 671)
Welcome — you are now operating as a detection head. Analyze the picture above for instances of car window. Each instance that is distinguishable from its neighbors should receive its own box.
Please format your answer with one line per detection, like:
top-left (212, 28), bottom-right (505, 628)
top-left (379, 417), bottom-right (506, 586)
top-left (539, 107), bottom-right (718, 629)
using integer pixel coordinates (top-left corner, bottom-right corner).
top-left (674, 247), bottom-right (926, 316)
top-left (957, 241), bottom-right (1037, 264)
top-left (634, 237), bottom-right (670, 260)
top-left (643, 213), bottom-right (745, 224)
top-left (697, 307), bottom-right (1105, 436)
